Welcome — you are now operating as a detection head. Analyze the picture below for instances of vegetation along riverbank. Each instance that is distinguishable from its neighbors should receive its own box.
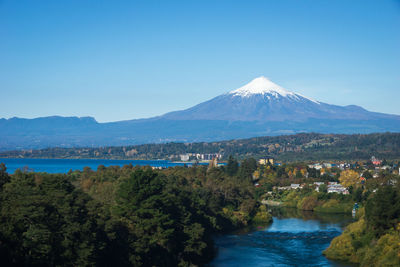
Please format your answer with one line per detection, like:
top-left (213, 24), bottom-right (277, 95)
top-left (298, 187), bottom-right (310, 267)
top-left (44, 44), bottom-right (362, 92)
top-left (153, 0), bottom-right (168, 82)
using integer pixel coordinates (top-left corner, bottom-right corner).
top-left (324, 186), bottom-right (400, 266)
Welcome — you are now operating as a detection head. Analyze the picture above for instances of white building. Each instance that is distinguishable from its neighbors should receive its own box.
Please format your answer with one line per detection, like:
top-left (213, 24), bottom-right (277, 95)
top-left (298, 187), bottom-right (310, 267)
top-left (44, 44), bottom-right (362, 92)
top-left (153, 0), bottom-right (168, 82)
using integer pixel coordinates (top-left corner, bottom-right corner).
top-left (290, 184), bottom-right (301, 189)
top-left (327, 183), bottom-right (349, 194)
top-left (308, 163), bottom-right (323, 170)
top-left (180, 154), bottom-right (190, 161)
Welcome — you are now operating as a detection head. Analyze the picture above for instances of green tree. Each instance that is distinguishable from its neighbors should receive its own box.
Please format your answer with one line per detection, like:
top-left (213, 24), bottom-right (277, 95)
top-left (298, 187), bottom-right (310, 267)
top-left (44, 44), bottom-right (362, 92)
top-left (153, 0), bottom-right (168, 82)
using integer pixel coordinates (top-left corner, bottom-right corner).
top-left (319, 184), bottom-right (328, 193)
top-left (238, 158), bottom-right (257, 180)
top-left (114, 168), bottom-right (214, 266)
top-left (363, 171), bottom-right (373, 180)
top-left (0, 171), bottom-right (105, 266)
top-left (0, 163), bottom-right (10, 190)
top-left (226, 156), bottom-right (239, 176)
top-left (353, 187), bottom-right (364, 202)
top-left (365, 186), bottom-right (400, 236)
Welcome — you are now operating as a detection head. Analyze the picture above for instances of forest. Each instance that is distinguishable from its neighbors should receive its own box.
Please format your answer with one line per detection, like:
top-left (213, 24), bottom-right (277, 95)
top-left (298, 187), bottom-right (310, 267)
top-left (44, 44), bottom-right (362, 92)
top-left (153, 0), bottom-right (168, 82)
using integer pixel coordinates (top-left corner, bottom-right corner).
top-left (1, 132), bottom-right (400, 162)
top-left (0, 160), bottom-right (270, 266)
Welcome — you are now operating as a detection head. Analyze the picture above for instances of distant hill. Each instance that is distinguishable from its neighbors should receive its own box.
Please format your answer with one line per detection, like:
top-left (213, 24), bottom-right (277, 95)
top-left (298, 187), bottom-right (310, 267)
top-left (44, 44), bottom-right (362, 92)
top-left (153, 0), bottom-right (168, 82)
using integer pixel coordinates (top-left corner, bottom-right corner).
top-left (1, 77), bottom-right (400, 151)
top-left (2, 133), bottom-right (400, 162)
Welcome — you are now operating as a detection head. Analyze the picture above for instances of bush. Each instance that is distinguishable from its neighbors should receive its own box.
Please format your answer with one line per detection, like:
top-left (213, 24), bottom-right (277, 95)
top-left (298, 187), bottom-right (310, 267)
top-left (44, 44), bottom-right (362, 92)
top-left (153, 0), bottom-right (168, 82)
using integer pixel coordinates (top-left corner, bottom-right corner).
top-left (298, 195), bottom-right (319, 211)
top-left (252, 205), bottom-right (273, 224)
top-left (323, 218), bottom-right (366, 263)
top-left (361, 233), bottom-right (400, 267)
top-left (314, 199), bottom-right (353, 213)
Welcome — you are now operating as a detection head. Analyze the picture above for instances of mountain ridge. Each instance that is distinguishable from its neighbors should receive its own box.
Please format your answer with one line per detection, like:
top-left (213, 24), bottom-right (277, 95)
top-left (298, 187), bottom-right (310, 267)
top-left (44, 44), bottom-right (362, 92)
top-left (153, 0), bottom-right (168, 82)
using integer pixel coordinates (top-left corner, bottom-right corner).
top-left (1, 77), bottom-right (399, 151)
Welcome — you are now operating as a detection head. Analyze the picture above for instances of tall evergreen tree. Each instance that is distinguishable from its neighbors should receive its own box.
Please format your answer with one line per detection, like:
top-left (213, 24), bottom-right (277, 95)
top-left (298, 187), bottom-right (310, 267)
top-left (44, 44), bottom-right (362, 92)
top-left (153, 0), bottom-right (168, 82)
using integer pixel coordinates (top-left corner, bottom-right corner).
top-left (226, 156), bottom-right (239, 176)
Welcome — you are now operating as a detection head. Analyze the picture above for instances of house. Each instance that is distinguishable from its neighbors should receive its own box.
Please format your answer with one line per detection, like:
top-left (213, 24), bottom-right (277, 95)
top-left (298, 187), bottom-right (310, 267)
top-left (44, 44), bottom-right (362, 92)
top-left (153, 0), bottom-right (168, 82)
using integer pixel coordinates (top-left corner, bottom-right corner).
top-left (339, 163), bottom-right (351, 170)
top-left (180, 154), bottom-right (190, 161)
top-left (327, 183), bottom-right (349, 194)
top-left (195, 153), bottom-right (222, 161)
top-left (290, 184), bottom-right (301, 189)
top-left (308, 163), bottom-right (323, 170)
top-left (323, 163), bottom-right (332, 168)
top-left (259, 157), bottom-right (274, 165)
top-left (371, 156), bottom-right (382, 166)
top-left (275, 186), bottom-right (291, 191)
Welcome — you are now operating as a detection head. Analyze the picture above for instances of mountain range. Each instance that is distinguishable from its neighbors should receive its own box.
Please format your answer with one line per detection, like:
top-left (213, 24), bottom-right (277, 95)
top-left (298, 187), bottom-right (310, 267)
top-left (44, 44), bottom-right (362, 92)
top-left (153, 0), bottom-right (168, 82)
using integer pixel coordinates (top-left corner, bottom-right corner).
top-left (1, 76), bottom-right (400, 151)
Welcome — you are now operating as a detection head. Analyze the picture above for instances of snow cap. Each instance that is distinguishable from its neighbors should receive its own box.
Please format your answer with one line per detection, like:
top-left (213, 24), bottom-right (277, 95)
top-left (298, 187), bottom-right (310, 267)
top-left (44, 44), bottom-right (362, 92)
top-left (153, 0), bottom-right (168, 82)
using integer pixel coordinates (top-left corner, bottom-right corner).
top-left (229, 76), bottom-right (295, 97)
top-left (229, 76), bottom-right (320, 104)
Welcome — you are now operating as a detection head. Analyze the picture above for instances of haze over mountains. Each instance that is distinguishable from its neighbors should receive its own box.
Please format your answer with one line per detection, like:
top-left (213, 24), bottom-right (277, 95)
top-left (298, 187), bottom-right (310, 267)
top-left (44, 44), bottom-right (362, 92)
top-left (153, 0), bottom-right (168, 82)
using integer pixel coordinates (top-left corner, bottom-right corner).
top-left (1, 77), bottom-right (400, 151)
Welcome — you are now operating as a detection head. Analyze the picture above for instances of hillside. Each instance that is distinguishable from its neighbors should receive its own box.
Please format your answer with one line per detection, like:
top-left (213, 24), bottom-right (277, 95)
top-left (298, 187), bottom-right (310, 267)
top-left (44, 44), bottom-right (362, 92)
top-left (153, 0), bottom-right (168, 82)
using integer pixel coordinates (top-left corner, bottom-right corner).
top-left (1, 133), bottom-right (400, 162)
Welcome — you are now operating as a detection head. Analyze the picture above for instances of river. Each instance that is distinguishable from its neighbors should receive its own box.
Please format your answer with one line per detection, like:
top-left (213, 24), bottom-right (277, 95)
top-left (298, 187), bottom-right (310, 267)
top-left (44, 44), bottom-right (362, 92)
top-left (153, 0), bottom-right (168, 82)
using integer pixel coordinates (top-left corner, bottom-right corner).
top-left (211, 207), bottom-right (355, 267)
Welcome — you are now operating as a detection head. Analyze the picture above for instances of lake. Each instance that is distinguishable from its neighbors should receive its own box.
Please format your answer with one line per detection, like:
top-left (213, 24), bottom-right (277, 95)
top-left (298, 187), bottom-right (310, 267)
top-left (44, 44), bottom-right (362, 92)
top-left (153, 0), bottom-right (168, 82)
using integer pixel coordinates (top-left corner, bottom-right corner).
top-left (211, 207), bottom-right (355, 267)
top-left (0, 158), bottom-right (203, 174)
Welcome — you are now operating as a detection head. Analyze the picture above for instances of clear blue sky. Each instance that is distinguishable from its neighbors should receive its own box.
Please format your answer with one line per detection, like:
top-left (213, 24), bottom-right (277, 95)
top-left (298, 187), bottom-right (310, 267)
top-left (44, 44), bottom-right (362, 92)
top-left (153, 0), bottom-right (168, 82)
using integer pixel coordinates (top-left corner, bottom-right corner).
top-left (1, 0), bottom-right (399, 122)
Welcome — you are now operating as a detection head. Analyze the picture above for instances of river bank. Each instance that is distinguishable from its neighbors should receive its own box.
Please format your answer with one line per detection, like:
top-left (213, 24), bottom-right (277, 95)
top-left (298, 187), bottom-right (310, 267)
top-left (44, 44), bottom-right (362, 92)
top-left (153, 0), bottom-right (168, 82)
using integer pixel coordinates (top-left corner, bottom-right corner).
top-left (268, 189), bottom-right (355, 214)
top-left (323, 186), bottom-right (400, 266)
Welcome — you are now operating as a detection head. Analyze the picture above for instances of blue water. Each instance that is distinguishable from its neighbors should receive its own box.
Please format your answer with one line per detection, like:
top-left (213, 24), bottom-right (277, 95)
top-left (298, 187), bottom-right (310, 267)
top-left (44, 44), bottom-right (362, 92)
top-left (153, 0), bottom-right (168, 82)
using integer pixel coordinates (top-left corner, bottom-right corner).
top-left (211, 208), bottom-right (354, 267)
top-left (0, 158), bottom-right (202, 174)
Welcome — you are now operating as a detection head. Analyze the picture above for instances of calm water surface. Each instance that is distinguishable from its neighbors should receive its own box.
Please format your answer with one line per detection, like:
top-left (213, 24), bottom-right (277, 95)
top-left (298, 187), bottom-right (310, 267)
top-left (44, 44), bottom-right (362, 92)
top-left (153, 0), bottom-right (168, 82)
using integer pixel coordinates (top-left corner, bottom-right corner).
top-left (211, 208), bottom-right (355, 267)
top-left (0, 158), bottom-right (201, 173)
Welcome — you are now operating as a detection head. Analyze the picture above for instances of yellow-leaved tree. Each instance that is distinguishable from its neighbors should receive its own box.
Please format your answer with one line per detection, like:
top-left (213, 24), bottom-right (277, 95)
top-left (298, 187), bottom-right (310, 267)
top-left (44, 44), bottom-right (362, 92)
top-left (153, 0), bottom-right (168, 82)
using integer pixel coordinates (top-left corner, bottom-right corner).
top-left (339, 170), bottom-right (359, 188)
top-left (253, 170), bottom-right (260, 179)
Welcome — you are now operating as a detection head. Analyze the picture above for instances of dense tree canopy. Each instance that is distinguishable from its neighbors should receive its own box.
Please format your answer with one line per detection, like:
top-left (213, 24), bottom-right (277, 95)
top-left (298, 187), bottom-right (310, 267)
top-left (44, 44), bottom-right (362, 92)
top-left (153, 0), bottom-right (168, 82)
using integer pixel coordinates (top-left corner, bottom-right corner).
top-left (0, 164), bottom-right (264, 266)
top-left (365, 185), bottom-right (400, 236)
top-left (0, 171), bottom-right (105, 266)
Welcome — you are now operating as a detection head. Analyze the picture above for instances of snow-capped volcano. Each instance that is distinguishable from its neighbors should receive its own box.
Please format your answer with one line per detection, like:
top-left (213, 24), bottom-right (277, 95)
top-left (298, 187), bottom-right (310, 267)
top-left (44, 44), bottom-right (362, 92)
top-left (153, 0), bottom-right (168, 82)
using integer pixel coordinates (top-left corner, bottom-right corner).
top-left (2, 76), bottom-right (399, 151)
top-left (162, 76), bottom-right (344, 121)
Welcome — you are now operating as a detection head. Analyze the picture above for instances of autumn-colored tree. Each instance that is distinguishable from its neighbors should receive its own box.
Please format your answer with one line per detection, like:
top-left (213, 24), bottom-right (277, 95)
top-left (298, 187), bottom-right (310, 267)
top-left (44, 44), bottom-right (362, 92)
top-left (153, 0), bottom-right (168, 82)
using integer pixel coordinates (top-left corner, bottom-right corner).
top-left (253, 170), bottom-right (260, 179)
top-left (339, 170), bottom-right (359, 188)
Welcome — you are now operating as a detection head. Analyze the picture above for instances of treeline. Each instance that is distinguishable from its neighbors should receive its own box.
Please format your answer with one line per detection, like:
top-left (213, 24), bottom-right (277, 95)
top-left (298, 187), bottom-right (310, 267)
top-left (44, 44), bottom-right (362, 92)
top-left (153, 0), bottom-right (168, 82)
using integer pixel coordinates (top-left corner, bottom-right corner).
top-left (1, 132), bottom-right (400, 162)
top-left (0, 161), bottom-right (270, 266)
